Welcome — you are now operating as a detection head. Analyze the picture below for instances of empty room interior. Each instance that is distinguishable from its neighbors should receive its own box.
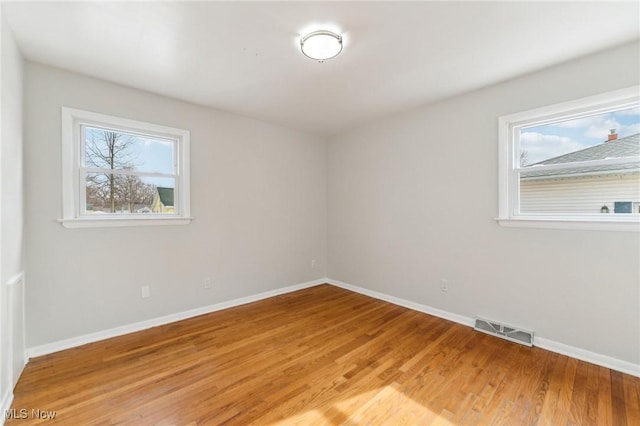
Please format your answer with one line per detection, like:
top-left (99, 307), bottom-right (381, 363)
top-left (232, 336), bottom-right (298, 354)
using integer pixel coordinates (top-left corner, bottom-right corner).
top-left (1, 1), bottom-right (640, 425)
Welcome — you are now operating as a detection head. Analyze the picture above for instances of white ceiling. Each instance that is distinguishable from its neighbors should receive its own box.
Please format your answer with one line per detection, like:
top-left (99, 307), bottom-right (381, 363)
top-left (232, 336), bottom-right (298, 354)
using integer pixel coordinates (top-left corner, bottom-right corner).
top-left (4, 1), bottom-right (640, 136)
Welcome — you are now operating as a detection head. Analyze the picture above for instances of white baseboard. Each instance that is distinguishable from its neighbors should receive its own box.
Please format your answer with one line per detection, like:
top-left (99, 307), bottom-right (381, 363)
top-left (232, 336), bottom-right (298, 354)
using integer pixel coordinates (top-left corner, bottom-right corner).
top-left (25, 277), bottom-right (640, 378)
top-left (1, 389), bottom-right (13, 426)
top-left (534, 337), bottom-right (640, 378)
top-left (6, 271), bottom-right (27, 391)
top-left (326, 278), bottom-right (640, 378)
top-left (27, 278), bottom-right (326, 359)
top-left (328, 279), bottom-right (474, 327)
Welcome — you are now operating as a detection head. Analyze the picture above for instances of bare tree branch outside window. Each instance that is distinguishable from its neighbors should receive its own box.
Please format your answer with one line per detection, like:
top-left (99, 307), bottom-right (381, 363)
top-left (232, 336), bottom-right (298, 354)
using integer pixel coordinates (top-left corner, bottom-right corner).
top-left (85, 129), bottom-right (158, 213)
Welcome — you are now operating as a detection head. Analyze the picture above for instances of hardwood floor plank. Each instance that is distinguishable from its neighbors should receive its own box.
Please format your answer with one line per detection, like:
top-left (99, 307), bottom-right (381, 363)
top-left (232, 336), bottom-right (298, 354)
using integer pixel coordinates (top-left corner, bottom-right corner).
top-left (7, 284), bottom-right (640, 425)
top-left (537, 351), bottom-right (567, 425)
top-left (623, 372), bottom-right (640, 425)
top-left (568, 359), bottom-right (590, 425)
top-left (595, 364), bottom-right (613, 426)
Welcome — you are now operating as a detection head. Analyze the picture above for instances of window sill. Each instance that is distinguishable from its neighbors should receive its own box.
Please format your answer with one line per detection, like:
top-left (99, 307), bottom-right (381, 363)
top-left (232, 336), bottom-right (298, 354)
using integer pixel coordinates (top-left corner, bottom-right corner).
top-left (58, 217), bottom-right (193, 229)
top-left (496, 216), bottom-right (640, 232)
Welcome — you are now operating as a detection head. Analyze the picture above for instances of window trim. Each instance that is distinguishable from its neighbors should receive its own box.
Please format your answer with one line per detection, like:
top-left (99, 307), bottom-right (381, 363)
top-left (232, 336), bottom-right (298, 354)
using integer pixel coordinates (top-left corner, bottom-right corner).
top-left (60, 107), bottom-right (191, 228)
top-left (497, 86), bottom-right (640, 232)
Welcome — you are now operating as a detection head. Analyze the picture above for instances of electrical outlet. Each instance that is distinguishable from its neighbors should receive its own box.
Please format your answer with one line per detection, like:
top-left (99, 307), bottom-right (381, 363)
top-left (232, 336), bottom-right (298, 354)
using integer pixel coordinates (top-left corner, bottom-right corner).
top-left (204, 277), bottom-right (212, 289)
top-left (141, 285), bottom-right (151, 298)
top-left (440, 279), bottom-right (448, 292)
top-left (311, 259), bottom-right (317, 269)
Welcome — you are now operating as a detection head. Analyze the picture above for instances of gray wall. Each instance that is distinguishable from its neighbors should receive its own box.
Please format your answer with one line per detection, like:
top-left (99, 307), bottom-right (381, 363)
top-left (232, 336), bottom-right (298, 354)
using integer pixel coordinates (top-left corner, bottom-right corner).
top-left (1, 7), bottom-right (25, 408)
top-left (24, 62), bottom-right (327, 348)
top-left (327, 41), bottom-right (640, 365)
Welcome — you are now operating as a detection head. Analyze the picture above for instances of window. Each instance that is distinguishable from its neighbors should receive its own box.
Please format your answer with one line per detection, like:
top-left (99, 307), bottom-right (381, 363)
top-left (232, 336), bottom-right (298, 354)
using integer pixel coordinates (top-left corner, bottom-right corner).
top-left (61, 108), bottom-right (191, 228)
top-left (498, 86), bottom-right (640, 231)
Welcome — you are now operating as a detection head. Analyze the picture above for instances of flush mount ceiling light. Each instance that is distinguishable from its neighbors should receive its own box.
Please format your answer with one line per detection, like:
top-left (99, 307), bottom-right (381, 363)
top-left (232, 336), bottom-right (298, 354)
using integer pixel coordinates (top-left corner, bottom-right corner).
top-left (300, 30), bottom-right (343, 62)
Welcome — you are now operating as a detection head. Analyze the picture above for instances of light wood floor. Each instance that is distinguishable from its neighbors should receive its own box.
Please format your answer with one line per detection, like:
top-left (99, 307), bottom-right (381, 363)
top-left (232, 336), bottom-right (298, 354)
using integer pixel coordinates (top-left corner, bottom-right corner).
top-left (8, 284), bottom-right (640, 425)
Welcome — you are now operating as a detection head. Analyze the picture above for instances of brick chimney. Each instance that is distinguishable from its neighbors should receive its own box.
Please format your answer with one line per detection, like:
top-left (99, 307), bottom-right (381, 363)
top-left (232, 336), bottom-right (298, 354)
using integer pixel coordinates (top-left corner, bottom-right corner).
top-left (607, 129), bottom-right (618, 141)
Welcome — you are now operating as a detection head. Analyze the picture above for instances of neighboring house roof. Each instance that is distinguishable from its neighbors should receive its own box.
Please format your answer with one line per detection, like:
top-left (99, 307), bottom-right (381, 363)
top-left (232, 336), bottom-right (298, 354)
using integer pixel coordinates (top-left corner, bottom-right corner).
top-left (157, 187), bottom-right (174, 207)
top-left (521, 133), bottom-right (640, 179)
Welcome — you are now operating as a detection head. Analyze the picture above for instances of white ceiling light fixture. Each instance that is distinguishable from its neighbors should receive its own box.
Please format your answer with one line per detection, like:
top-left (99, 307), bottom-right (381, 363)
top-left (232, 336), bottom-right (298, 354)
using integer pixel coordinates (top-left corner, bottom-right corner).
top-left (300, 30), bottom-right (343, 63)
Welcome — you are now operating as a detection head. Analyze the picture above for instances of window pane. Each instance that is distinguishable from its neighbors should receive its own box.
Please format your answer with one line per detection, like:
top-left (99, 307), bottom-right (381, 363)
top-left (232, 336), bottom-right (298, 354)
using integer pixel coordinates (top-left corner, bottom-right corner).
top-left (520, 172), bottom-right (640, 214)
top-left (518, 106), bottom-right (640, 215)
top-left (519, 106), bottom-right (639, 166)
top-left (83, 126), bottom-right (175, 174)
top-left (84, 173), bottom-right (176, 214)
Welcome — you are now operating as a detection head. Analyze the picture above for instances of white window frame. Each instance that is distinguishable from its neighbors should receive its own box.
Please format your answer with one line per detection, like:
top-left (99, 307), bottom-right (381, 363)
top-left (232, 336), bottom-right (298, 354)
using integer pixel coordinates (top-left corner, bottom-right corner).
top-left (60, 107), bottom-right (191, 228)
top-left (497, 86), bottom-right (640, 232)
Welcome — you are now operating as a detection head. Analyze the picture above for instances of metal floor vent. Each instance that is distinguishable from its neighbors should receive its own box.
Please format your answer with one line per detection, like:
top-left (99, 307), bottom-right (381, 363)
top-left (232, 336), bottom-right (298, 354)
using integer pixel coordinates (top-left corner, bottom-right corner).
top-left (474, 317), bottom-right (533, 347)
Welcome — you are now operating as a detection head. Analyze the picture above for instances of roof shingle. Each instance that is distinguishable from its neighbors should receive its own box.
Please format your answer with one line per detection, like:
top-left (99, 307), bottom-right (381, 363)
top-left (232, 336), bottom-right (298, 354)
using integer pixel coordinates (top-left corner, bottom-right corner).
top-left (521, 133), bottom-right (639, 179)
top-left (157, 187), bottom-right (174, 207)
